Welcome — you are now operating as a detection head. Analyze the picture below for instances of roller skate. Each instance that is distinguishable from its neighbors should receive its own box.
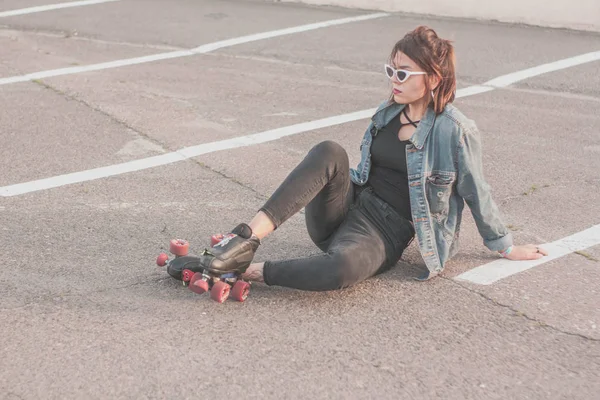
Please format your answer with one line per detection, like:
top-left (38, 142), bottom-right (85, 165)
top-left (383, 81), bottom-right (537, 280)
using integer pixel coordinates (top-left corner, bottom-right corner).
top-left (155, 223), bottom-right (260, 303)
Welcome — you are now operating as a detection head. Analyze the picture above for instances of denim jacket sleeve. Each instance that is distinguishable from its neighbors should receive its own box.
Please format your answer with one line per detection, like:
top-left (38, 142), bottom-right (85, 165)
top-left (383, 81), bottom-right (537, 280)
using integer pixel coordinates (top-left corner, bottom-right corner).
top-left (349, 120), bottom-right (373, 182)
top-left (455, 123), bottom-right (513, 251)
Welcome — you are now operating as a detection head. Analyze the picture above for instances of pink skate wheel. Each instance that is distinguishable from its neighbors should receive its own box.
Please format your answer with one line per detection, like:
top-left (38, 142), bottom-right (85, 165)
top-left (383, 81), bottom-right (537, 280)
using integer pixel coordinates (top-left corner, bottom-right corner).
top-left (169, 239), bottom-right (189, 256)
top-left (231, 281), bottom-right (250, 302)
top-left (181, 269), bottom-right (195, 283)
top-left (211, 234), bottom-right (224, 247)
top-left (210, 281), bottom-right (230, 303)
top-left (189, 273), bottom-right (209, 294)
top-left (156, 253), bottom-right (168, 267)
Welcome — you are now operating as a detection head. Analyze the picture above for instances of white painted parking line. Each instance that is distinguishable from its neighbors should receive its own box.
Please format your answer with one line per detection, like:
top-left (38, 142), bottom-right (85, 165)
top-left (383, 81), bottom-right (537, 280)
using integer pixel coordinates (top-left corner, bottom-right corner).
top-left (0, 109), bottom-right (375, 196)
top-left (1, 50), bottom-right (598, 197)
top-left (483, 50), bottom-right (600, 88)
top-left (453, 85), bottom-right (494, 97)
top-left (455, 224), bottom-right (600, 285)
top-left (0, 12), bottom-right (390, 86)
top-left (0, 0), bottom-right (120, 18)
top-left (457, 51), bottom-right (600, 95)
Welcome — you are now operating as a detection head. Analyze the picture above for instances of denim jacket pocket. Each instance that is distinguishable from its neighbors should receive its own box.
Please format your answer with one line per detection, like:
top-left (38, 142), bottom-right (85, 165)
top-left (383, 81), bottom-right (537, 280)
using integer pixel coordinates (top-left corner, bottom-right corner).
top-left (426, 174), bottom-right (455, 215)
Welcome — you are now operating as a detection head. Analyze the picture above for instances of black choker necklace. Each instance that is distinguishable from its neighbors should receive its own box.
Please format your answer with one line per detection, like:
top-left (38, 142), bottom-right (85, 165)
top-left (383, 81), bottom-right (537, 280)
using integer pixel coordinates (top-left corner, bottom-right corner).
top-left (399, 108), bottom-right (420, 128)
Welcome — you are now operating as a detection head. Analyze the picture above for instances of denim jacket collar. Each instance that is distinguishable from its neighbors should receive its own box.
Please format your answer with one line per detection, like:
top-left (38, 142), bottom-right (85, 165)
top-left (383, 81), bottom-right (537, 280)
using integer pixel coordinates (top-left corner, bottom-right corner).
top-left (371, 101), bottom-right (436, 150)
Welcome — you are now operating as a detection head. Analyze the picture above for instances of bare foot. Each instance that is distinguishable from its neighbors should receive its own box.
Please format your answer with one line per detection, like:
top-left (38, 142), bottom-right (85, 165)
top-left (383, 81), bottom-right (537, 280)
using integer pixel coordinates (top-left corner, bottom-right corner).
top-left (242, 262), bottom-right (265, 282)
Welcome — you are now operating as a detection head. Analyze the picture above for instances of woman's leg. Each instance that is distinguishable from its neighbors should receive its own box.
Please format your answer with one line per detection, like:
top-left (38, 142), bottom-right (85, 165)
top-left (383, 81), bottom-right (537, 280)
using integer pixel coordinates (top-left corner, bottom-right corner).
top-left (258, 140), bottom-right (353, 244)
top-left (246, 188), bottom-right (416, 288)
top-left (198, 140), bottom-right (353, 274)
top-left (261, 206), bottom-right (389, 291)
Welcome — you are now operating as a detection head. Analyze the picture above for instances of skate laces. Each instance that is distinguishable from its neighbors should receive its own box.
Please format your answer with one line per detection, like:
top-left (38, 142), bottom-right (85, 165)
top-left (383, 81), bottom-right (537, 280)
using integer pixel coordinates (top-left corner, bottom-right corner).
top-left (213, 233), bottom-right (237, 248)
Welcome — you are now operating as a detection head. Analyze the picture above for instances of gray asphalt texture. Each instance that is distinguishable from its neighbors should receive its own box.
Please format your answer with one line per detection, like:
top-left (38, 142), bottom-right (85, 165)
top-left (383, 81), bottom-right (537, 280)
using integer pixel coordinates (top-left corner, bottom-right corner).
top-left (1, 0), bottom-right (599, 399)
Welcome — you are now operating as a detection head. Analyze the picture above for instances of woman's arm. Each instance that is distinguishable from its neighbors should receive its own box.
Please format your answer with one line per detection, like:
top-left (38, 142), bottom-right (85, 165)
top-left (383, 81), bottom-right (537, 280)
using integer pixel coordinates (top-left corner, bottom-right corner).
top-left (455, 125), bottom-right (547, 261)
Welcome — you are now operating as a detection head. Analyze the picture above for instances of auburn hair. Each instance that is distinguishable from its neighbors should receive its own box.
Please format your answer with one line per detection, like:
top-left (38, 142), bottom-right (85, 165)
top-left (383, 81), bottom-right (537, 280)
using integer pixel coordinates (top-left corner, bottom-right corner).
top-left (389, 26), bottom-right (456, 114)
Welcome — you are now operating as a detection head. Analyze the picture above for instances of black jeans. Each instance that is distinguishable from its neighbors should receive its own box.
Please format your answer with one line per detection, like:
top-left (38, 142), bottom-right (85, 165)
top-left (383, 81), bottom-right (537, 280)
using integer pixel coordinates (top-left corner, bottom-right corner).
top-left (259, 141), bottom-right (415, 291)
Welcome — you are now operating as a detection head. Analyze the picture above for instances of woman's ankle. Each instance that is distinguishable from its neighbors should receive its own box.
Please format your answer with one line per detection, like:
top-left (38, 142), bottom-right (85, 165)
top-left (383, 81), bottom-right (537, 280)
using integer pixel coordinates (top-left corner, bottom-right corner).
top-left (249, 211), bottom-right (276, 240)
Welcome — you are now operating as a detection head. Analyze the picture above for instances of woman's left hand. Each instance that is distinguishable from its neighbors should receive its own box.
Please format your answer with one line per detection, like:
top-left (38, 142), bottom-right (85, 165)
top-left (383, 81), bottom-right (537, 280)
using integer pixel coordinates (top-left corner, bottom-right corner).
top-left (503, 244), bottom-right (549, 261)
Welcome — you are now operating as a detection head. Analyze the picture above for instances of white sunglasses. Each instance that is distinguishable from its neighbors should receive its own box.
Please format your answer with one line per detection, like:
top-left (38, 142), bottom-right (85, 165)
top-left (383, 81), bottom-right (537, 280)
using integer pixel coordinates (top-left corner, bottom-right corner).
top-left (384, 64), bottom-right (427, 83)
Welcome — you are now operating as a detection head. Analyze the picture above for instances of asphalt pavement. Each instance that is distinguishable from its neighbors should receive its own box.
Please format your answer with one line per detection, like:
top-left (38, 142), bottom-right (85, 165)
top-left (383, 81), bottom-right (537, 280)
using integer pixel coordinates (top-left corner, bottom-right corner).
top-left (1, 0), bottom-right (599, 398)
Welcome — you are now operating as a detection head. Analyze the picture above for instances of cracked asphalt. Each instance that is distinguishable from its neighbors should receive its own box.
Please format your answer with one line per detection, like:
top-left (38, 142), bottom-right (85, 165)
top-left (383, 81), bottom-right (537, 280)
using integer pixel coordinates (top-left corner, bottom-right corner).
top-left (1, 0), bottom-right (599, 398)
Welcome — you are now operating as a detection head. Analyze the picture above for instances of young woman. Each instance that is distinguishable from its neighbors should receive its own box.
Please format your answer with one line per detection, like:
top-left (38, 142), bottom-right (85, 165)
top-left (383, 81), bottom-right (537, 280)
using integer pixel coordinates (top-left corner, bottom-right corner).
top-left (196, 26), bottom-right (548, 291)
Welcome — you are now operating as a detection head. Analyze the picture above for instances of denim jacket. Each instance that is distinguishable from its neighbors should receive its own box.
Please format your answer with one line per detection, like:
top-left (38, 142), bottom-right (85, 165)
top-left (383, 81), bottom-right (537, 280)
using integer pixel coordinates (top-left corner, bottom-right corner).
top-left (350, 100), bottom-right (513, 279)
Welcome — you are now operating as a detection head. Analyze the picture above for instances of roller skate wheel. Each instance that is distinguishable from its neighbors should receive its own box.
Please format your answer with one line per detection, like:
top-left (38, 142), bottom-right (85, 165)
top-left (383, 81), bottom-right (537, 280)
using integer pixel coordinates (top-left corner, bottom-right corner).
top-left (156, 253), bottom-right (169, 267)
top-left (211, 234), bottom-right (224, 247)
top-left (210, 281), bottom-right (230, 303)
top-left (170, 239), bottom-right (189, 256)
top-left (189, 273), bottom-right (209, 294)
top-left (181, 269), bottom-right (195, 283)
top-left (231, 280), bottom-right (250, 302)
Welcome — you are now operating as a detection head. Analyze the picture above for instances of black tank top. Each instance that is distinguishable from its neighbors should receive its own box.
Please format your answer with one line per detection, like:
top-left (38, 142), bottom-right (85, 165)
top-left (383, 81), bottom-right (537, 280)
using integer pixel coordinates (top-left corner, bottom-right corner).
top-left (367, 109), bottom-right (416, 221)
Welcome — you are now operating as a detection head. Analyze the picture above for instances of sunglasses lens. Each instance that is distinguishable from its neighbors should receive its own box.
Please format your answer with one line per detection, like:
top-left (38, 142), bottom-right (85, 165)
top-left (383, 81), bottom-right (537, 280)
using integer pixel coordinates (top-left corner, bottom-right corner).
top-left (385, 66), bottom-right (394, 79)
top-left (397, 70), bottom-right (408, 82)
